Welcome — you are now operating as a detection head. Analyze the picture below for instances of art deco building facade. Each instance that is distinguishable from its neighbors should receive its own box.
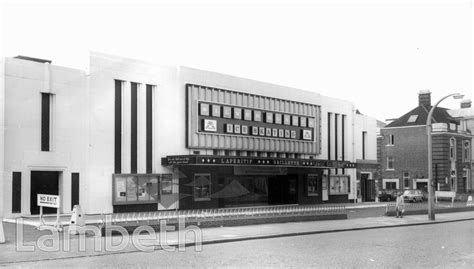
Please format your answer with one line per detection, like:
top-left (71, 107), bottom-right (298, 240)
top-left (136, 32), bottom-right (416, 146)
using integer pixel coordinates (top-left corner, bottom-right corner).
top-left (0, 52), bottom-right (378, 216)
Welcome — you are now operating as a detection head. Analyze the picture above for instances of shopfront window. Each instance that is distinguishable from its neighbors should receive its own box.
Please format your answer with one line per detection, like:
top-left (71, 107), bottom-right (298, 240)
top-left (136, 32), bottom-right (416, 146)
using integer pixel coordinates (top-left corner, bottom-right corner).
top-left (218, 176), bottom-right (268, 206)
top-left (161, 174), bottom-right (173, 195)
top-left (194, 174), bottom-right (211, 201)
top-left (113, 174), bottom-right (160, 205)
top-left (329, 175), bottom-right (349, 194)
top-left (307, 174), bottom-right (319, 196)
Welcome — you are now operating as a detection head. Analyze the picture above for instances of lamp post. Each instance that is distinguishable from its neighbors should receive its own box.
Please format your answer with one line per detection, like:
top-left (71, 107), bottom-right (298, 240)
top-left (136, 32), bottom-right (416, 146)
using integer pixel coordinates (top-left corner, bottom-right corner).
top-left (426, 93), bottom-right (464, 220)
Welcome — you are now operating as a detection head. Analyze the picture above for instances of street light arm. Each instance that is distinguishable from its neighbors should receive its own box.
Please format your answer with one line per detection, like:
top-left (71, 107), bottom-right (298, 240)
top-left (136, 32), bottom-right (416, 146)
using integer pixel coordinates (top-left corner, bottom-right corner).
top-left (426, 93), bottom-right (462, 126)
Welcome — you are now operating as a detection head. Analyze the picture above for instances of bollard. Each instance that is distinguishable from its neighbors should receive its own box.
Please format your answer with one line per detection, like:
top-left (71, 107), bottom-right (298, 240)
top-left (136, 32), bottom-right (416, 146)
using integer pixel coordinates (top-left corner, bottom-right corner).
top-left (69, 205), bottom-right (85, 235)
top-left (0, 215), bottom-right (5, 243)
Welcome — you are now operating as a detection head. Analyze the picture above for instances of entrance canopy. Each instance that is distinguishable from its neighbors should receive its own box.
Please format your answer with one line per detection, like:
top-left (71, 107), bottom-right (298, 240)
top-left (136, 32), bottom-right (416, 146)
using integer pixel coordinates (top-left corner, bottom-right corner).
top-left (162, 155), bottom-right (357, 169)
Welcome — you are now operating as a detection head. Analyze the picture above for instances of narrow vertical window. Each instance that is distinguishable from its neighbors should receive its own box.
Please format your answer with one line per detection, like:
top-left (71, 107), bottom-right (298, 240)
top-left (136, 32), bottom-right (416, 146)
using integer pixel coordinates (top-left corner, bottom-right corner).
top-left (387, 134), bottom-right (394, 145)
top-left (114, 80), bottom-right (122, 174)
top-left (41, 93), bottom-right (51, 151)
top-left (463, 141), bottom-right (470, 162)
top-left (12, 172), bottom-right (21, 213)
top-left (130, 82), bottom-right (138, 174)
top-left (362, 131), bottom-right (367, 160)
top-left (387, 156), bottom-right (394, 170)
top-left (146, 85), bottom-right (153, 174)
top-left (71, 173), bottom-right (80, 210)
top-left (449, 137), bottom-right (456, 161)
top-left (403, 172), bottom-right (410, 189)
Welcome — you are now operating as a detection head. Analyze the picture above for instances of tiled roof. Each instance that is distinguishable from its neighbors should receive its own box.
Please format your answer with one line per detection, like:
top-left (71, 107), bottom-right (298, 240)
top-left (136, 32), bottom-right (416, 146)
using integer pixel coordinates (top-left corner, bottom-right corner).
top-left (385, 105), bottom-right (457, 128)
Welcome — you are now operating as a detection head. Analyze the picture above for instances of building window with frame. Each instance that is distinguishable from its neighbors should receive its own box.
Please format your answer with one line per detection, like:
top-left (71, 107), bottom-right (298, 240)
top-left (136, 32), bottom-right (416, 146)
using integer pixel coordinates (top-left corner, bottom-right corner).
top-left (387, 134), bottom-right (394, 146)
top-left (383, 179), bottom-right (399, 190)
top-left (194, 174), bottom-right (211, 201)
top-left (450, 137), bottom-right (456, 161)
top-left (387, 156), bottom-right (394, 170)
top-left (386, 182), bottom-right (397, 190)
top-left (403, 172), bottom-right (410, 189)
top-left (463, 141), bottom-right (471, 162)
top-left (329, 175), bottom-right (349, 194)
top-left (463, 168), bottom-right (470, 191)
top-left (307, 174), bottom-right (319, 196)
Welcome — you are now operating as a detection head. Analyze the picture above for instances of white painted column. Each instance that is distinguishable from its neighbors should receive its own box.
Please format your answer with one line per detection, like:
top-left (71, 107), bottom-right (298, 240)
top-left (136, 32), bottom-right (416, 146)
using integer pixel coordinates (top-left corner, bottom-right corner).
top-left (337, 114), bottom-right (343, 161)
top-left (0, 63), bottom-right (5, 224)
top-left (22, 170), bottom-right (31, 215)
top-left (122, 81), bottom-right (131, 174)
top-left (61, 171), bottom-right (72, 213)
top-left (329, 113), bottom-right (336, 176)
top-left (152, 85), bottom-right (157, 174)
top-left (138, 83), bottom-right (147, 173)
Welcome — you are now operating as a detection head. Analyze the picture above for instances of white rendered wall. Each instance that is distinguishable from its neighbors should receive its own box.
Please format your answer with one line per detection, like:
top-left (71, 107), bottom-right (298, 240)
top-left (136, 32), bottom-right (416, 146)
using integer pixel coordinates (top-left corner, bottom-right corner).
top-left (2, 57), bottom-right (87, 217)
top-left (354, 113), bottom-right (378, 161)
top-left (88, 52), bottom-right (180, 213)
top-left (0, 60), bottom-right (5, 219)
top-left (1, 52), bottom-right (379, 215)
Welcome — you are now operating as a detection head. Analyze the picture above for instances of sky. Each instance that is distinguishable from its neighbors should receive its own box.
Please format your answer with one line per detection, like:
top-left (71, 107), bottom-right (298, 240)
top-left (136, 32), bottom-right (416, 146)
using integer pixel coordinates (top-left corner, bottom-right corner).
top-left (1, 0), bottom-right (472, 122)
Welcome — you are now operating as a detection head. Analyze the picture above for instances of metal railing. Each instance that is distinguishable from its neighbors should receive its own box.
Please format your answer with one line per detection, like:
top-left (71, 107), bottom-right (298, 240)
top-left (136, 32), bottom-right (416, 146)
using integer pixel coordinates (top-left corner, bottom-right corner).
top-left (385, 201), bottom-right (472, 214)
top-left (108, 204), bottom-right (346, 226)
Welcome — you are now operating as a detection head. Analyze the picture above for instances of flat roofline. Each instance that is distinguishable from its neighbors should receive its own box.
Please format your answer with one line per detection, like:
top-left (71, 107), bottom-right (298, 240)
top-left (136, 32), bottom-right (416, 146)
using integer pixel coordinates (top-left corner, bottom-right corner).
top-left (13, 55), bottom-right (52, 64)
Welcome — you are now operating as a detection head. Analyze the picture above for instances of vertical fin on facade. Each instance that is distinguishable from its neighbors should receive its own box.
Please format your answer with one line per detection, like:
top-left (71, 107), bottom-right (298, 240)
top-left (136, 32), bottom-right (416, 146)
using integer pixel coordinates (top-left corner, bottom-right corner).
top-left (114, 80), bottom-right (122, 174)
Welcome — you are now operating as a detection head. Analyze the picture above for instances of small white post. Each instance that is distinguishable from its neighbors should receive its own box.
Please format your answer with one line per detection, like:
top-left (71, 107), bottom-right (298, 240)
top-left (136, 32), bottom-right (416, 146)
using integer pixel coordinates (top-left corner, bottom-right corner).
top-left (39, 206), bottom-right (45, 228)
top-left (0, 215), bottom-right (5, 243)
top-left (55, 207), bottom-right (61, 231)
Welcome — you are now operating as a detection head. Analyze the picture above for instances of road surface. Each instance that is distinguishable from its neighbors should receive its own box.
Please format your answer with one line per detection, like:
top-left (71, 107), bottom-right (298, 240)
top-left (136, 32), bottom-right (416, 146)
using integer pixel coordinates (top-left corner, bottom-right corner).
top-left (5, 219), bottom-right (473, 268)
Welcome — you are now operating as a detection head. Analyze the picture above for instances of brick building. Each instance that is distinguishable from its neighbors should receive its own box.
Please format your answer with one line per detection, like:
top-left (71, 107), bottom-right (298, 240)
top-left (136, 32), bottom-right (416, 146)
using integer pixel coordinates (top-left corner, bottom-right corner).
top-left (379, 91), bottom-right (473, 195)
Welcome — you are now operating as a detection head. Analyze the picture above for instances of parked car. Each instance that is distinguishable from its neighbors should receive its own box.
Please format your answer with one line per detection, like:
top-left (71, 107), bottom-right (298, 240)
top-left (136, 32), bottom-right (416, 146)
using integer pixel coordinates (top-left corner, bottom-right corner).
top-left (378, 190), bottom-right (397, 202)
top-left (402, 189), bottom-right (424, 203)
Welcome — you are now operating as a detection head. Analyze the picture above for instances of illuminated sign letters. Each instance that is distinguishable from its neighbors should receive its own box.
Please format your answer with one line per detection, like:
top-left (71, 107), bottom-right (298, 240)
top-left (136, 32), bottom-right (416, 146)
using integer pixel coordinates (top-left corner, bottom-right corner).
top-left (226, 123), bottom-right (234, 133)
top-left (302, 129), bottom-right (312, 140)
top-left (203, 119), bottom-right (217, 132)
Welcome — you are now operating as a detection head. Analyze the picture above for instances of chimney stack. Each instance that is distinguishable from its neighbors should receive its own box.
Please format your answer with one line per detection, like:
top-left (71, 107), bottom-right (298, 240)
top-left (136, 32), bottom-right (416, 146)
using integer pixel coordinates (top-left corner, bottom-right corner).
top-left (460, 99), bottom-right (472, 108)
top-left (418, 90), bottom-right (431, 107)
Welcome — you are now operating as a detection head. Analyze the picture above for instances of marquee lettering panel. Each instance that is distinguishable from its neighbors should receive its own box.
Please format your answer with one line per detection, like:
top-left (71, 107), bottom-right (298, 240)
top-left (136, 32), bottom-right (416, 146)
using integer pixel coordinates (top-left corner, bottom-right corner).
top-left (186, 84), bottom-right (321, 154)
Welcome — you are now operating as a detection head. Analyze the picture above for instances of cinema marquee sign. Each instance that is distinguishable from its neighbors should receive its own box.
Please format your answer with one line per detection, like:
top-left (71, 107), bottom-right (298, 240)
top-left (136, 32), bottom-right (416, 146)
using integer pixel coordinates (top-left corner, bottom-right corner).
top-left (198, 101), bottom-right (315, 141)
top-left (186, 84), bottom-right (322, 154)
top-left (162, 155), bottom-right (356, 168)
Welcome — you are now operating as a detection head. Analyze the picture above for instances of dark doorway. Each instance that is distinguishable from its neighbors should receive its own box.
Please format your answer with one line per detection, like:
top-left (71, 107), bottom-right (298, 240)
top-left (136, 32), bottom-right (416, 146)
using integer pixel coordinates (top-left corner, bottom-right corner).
top-left (361, 173), bottom-right (375, 202)
top-left (268, 175), bottom-right (298, 205)
top-left (30, 171), bottom-right (59, 214)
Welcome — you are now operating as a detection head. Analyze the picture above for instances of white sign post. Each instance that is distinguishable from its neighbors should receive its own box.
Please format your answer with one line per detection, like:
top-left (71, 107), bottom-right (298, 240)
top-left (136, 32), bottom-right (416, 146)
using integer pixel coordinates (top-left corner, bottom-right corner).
top-left (37, 194), bottom-right (61, 231)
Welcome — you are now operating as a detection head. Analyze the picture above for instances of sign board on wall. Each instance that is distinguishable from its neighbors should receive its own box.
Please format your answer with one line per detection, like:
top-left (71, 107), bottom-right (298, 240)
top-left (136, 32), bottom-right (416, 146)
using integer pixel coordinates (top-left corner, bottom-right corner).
top-left (162, 155), bottom-right (357, 169)
top-left (37, 194), bottom-right (60, 208)
top-left (186, 83), bottom-right (322, 154)
top-left (197, 100), bottom-right (315, 141)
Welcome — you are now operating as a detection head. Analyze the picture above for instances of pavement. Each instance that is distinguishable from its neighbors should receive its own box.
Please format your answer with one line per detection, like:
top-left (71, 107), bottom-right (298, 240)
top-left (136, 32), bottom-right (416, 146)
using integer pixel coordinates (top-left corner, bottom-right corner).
top-left (0, 203), bottom-right (473, 266)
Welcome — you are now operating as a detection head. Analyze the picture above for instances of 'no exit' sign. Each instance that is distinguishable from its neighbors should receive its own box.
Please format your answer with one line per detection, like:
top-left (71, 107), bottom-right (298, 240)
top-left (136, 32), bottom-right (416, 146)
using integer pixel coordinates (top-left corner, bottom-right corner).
top-left (37, 194), bottom-right (60, 208)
